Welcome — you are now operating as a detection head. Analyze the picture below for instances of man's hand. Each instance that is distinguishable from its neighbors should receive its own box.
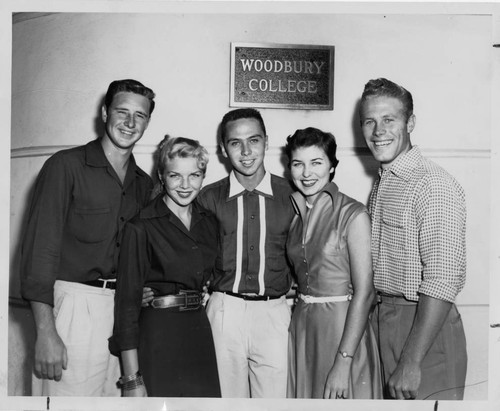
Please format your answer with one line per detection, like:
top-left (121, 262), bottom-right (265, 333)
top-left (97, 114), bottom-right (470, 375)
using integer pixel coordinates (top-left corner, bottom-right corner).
top-left (141, 287), bottom-right (154, 307)
top-left (387, 359), bottom-right (421, 399)
top-left (34, 328), bottom-right (67, 381)
top-left (31, 301), bottom-right (67, 381)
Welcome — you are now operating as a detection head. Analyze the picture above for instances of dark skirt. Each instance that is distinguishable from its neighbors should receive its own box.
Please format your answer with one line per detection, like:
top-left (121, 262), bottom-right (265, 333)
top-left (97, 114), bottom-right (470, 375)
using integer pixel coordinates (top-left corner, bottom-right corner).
top-left (138, 306), bottom-right (221, 397)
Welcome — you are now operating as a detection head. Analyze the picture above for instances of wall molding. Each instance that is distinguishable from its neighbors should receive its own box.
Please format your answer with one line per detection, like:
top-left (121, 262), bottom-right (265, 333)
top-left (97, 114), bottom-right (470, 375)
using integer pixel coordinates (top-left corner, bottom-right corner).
top-left (11, 145), bottom-right (491, 160)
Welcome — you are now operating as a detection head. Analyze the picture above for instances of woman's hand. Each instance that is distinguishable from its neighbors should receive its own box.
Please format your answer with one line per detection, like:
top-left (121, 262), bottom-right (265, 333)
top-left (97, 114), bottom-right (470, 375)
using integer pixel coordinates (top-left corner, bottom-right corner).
top-left (123, 384), bottom-right (148, 397)
top-left (323, 357), bottom-right (352, 399)
top-left (202, 280), bottom-right (211, 306)
top-left (141, 287), bottom-right (154, 307)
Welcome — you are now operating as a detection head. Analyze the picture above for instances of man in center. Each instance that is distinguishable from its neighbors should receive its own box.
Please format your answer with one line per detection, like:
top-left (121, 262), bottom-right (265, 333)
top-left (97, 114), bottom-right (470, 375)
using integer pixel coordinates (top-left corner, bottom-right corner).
top-left (197, 108), bottom-right (295, 398)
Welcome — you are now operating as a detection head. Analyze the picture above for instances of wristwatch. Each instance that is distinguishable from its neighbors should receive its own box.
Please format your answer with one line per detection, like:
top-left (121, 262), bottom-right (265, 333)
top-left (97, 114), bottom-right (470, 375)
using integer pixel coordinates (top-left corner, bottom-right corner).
top-left (338, 350), bottom-right (354, 359)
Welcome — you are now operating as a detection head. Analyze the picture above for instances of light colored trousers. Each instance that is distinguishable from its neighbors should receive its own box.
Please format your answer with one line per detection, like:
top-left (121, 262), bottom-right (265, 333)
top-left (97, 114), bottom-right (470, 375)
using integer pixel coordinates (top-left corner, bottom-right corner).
top-left (206, 291), bottom-right (291, 398)
top-left (32, 280), bottom-right (121, 396)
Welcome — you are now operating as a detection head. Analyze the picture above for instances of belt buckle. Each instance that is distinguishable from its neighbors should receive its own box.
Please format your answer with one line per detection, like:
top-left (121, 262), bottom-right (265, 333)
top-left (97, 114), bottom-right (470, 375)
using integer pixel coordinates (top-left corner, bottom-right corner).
top-left (100, 278), bottom-right (116, 289)
top-left (301, 294), bottom-right (312, 304)
top-left (150, 297), bottom-right (165, 309)
top-left (179, 290), bottom-right (201, 311)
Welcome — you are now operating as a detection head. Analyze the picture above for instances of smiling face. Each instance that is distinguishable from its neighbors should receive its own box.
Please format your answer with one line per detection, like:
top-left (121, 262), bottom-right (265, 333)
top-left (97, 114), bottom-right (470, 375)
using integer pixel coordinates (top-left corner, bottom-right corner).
top-left (221, 117), bottom-right (268, 187)
top-left (162, 156), bottom-right (205, 211)
top-left (290, 145), bottom-right (334, 204)
top-left (360, 95), bottom-right (415, 169)
top-left (101, 91), bottom-right (151, 151)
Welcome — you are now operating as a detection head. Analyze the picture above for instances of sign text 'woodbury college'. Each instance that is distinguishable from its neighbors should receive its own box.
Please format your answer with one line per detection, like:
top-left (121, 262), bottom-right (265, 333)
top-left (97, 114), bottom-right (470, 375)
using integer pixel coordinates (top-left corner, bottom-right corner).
top-left (231, 43), bottom-right (335, 110)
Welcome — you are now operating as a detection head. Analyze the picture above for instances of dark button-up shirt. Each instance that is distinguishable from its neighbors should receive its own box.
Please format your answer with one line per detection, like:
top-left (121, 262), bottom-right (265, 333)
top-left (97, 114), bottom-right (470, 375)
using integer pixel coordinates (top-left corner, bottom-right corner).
top-left (109, 196), bottom-right (219, 354)
top-left (197, 172), bottom-right (295, 297)
top-left (21, 139), bottom-right (153, 306)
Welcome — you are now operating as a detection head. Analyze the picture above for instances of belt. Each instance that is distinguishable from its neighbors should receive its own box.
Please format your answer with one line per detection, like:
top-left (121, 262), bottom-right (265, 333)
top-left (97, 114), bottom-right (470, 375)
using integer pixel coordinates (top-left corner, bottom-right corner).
top-left (377, 293), bottom-right (417, 306)
top-left (298, 293), bottom-right (352, 304)
top-left (150, 290), bottom-right (202, 311)
top-left (81, 279), bottom-right (116, 290)
top-left (224, 291), bottom-right (283, 301)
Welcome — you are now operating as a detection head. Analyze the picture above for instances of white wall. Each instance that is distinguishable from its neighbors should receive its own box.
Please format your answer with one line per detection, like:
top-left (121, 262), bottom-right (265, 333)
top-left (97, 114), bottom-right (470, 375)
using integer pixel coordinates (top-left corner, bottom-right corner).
top-left (8, 10), bottom-right (493, 401)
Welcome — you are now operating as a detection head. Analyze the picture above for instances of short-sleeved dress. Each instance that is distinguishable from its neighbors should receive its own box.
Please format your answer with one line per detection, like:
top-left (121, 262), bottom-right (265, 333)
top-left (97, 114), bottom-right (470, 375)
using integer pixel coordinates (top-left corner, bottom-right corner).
top-left (286, 182), bottom-right (382, 399)
top-left (109, 196), bottom-right (221, 397)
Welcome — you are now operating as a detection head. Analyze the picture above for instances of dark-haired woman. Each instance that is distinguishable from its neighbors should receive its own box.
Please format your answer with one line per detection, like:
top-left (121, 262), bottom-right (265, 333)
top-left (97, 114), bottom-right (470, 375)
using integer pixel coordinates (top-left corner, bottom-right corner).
top-left (285, 128), bottom-right (382, 399)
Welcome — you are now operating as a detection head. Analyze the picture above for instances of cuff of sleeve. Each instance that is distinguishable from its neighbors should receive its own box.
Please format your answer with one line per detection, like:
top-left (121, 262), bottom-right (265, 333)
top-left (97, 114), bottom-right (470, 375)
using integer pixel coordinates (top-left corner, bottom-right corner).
top-left (21, 280), bottom-right (55, 307)
top-left (418, 280), bottom-right (459, 303)
top-left (108, 329), bottom-right (139, 356)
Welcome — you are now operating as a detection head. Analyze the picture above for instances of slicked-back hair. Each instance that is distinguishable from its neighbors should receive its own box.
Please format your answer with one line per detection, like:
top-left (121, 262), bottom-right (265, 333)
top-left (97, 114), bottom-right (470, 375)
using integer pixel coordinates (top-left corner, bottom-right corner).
top-left (104, 79), bottom-right (156, 115)
top-left (360, 78), bottom-right (413, 121)
top-left (220, 108), bottom-right (266, 144)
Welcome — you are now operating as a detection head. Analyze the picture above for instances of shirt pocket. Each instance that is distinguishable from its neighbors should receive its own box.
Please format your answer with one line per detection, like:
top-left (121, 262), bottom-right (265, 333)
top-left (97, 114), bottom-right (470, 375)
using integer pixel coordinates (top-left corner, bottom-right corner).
top-left (380, 207), bottom-right (406, 270)
top-left (381, 207), bottom-right (406, 247)
top-left (69, 206), bottom-right (114, 243)
top-left (266, 234), bottom-right (288, 272)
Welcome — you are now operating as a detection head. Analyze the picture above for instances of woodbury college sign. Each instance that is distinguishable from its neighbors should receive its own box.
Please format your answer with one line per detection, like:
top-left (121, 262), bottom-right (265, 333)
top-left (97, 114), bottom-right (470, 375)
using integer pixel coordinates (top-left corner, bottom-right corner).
top-left (230, 42), bottom-right (335, 110)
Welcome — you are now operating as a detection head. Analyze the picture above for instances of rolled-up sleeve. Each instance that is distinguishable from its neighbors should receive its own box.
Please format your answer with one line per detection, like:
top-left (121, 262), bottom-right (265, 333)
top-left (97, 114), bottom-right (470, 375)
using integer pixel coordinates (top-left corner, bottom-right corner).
top-left (417, 175), bottom-right (467, 302)
top-left (21, 154), bottom-right (71, 306)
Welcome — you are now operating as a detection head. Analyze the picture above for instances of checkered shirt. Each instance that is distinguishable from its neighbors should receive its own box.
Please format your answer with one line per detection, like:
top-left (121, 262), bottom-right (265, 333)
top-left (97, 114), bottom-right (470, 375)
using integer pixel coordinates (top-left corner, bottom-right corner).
top-left (368, 146), bottom-right (466, 303)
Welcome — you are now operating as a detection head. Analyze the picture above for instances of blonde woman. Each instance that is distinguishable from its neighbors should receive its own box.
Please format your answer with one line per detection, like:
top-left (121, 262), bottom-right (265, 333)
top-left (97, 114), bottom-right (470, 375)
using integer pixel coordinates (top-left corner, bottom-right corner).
top-left (109, 136), bottom-right (220, 397)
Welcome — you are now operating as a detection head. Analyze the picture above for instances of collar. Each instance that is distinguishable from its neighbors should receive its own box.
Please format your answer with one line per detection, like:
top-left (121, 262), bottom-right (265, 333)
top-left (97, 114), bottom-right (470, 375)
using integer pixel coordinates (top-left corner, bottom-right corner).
top-left (85, 138), bottom-right (147, 178)
top-left (290, 181), bottom-right (339, 217)
top-left (378, 146), bottom-right (423, 181)
top-left (141, 195), bottom-right (208, 222)
top-left (84, 139), bottom-right (110, 168)
top-left (227, 170), bottom-right (273, 199)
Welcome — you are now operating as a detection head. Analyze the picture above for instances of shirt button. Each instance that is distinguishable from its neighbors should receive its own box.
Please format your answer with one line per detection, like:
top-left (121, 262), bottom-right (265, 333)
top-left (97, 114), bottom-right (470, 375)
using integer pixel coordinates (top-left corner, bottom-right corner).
top-left (250, 245), bottom-right (254, 251)
top-left (246, 275), bottom-right (252, 280)
top-left (192, 245), bottom-right (198, 250)
top-left (303, 259), bottom-right (306, 263)
top-left (305, 272), bottom-right (308, 276)
top-left (250, 215), bottom-right (255, 219)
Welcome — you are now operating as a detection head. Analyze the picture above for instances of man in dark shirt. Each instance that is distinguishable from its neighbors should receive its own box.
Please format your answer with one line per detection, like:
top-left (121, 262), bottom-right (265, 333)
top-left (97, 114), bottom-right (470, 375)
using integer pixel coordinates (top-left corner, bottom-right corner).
top-left (197, 108), bottom-right (295, 397)
top-left (21, 79), bottom-right (155, 396)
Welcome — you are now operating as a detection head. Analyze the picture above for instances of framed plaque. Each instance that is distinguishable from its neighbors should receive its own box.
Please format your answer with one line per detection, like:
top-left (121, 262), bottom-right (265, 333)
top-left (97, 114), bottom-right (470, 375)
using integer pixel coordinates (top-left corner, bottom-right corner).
top-left (230, 42), bottom-right (335, 110)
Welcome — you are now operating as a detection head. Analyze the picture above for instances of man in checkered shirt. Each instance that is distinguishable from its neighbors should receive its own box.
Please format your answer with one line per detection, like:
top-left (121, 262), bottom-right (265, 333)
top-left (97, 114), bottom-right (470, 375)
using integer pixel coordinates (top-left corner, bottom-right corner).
top-left (359, 78), bottom-right (467, 400)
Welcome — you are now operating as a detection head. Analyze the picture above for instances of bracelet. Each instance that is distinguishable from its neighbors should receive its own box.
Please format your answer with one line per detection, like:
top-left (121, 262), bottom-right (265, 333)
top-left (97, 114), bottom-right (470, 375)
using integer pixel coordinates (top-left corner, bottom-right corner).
top-left (337, 350), bottom-right (354, 359)
top-left (118, 371), bottom-right (145, 391)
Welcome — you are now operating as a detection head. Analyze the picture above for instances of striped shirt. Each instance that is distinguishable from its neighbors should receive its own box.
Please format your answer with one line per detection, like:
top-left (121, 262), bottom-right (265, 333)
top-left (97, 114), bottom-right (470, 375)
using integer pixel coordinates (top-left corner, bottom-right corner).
top-left (197, 171), bottom-right (295, 297)
top-left (368, 146), bottom-right (466, 303)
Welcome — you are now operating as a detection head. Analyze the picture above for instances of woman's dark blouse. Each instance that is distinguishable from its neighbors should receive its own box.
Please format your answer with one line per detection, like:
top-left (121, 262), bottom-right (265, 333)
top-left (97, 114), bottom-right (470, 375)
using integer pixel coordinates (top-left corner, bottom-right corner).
top-left (109, 196), bottom-right (219, 355)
